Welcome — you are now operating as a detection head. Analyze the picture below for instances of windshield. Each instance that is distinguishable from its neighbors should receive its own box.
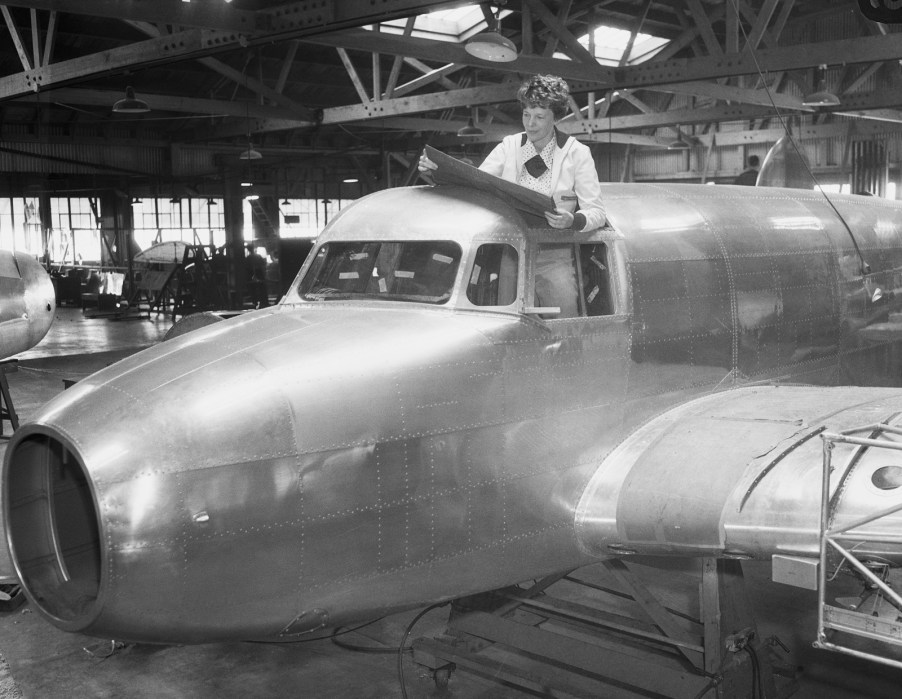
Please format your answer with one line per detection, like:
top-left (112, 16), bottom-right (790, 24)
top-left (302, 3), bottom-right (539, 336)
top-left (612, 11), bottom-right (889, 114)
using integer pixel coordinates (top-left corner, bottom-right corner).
top-left (298, 241), bottom-right (462, 304)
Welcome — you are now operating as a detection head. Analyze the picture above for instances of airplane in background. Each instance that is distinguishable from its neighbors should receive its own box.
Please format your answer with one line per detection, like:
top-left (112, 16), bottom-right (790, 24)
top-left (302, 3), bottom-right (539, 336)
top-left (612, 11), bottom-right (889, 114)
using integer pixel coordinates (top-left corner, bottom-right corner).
top-left (6, 164), bottom-right (902, 688)
top-left (0, 250), bottom-right (55, 361)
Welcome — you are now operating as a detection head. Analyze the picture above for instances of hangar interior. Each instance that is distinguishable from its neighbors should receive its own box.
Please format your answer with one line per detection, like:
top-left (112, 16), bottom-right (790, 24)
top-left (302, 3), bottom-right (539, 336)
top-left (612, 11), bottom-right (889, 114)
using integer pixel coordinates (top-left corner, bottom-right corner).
top-left (2, 0), bottom-right (902, 697)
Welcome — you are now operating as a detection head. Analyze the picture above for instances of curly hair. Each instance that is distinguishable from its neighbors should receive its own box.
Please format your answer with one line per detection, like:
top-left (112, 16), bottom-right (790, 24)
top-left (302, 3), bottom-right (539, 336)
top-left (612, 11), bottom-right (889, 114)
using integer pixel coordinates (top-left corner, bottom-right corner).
top-left (517, 74), bottom-right (570, 120)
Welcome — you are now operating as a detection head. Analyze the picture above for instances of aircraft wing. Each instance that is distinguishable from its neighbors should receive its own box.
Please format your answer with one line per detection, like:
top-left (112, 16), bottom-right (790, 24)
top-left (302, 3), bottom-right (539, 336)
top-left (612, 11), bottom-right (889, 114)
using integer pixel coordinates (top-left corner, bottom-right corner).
top-left (575, 385), bottom-right (902, 561)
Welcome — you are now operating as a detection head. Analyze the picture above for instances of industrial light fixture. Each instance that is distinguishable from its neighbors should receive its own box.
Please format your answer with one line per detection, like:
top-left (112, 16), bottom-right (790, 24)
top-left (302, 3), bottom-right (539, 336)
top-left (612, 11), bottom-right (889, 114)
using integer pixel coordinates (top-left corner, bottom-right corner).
top-left (239, 146), bottom-right (262, 161)
top-left (112, 86), bottom-right (150, 114)
top-left (281, 199), bottom-right (291, 206)
top-left (465, 4), bottom-right (518, 62)
top-left (245, 193), bottom-right (259, 201)
top-left (457, 108), bottom-right (485, 137)
top-left (667, 125), bottom-right (692, 150)
top-left (802, 64), bottom-right (840, 107)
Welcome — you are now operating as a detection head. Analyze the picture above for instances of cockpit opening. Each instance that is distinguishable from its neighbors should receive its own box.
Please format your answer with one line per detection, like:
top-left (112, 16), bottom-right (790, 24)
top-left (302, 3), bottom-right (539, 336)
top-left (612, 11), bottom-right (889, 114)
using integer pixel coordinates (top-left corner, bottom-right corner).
top-left (535, 242), bottom-right (613, 319)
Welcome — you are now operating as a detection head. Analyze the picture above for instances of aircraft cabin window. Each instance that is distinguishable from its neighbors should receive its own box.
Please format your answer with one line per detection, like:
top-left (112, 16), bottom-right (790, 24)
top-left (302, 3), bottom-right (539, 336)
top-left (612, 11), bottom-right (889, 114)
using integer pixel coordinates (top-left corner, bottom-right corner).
top-left (535, 243), bottom-right (613, 319)
top-left (467, 244), bottom-right (519, 306)
top-left (299, 241), bottom-right (461, 304)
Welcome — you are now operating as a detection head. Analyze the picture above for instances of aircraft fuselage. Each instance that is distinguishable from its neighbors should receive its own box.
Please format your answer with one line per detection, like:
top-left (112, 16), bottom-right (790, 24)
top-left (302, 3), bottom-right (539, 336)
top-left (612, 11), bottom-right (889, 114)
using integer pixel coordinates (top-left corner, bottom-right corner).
top-left (5, 183), bottom-right (902, 643)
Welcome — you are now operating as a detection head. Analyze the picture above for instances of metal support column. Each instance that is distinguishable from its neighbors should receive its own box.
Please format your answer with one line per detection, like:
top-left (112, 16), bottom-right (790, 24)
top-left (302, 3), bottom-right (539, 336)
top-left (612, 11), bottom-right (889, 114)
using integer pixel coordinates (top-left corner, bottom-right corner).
top-left (0, 360), bottom-right (19, 437)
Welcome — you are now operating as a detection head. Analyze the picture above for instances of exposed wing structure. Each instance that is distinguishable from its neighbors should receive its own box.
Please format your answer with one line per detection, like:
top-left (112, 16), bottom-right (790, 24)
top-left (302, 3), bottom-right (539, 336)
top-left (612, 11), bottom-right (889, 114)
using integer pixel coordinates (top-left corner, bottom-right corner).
top-left (576, 385), bottom-right (902, 562)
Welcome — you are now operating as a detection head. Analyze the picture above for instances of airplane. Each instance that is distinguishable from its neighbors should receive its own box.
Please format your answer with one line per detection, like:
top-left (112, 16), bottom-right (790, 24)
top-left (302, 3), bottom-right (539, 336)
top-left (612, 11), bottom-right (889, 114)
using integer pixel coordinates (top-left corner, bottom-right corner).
top-left (0, 249), bottom-right (55, 361)
top-left (5, 164), bottom-right (902, 685)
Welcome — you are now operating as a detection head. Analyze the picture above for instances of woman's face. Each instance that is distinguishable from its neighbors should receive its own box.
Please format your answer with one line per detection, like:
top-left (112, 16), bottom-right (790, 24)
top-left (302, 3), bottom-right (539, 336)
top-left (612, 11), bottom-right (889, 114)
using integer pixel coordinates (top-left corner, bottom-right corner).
top-left (522, 105), bottom-right (556, 147)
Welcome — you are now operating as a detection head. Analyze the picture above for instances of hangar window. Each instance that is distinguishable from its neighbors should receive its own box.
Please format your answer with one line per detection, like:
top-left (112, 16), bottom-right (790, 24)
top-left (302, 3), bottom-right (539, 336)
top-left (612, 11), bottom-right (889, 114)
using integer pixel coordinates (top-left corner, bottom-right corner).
top-left (535, 243), bottom-right (613, 319)
top-left (299, 241), bottom-right (461, 304)
top-left (467, 244), bottom-right (518, 306)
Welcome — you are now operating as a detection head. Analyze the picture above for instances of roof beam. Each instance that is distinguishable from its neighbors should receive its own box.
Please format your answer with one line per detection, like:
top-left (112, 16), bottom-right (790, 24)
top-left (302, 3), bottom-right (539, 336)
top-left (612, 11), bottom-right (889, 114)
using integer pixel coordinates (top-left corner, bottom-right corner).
top-left (743, 0), bottom-right (781, 53)
top-left (384, 17), bottom-right (415, 99)
top-left (302, 29), bottom-right (619, 85)
top-left (41, 9), bottom-right (55, 65)
top-left (389, 61), bottom-right (463, 99)
top-left (337, 47), bottom-right (371, 103)
top-left (29, 7), bottom-right (38, 67)
top-left (1, 0), bottom-right (265, 33)
top-left (620, 32), bottom-right (902, 87)
top-left (274, 41), bottom-right (299, 95)
top-left (302, 29), bottom-right (902, 92)
top-left (198, 82), bottom-right (522, 139)
top-left (0, 0), bottom-right (462, 35)
top-left (20, 87), bottom-right (303, 120)
top-left (124, 20), bottom-right (313, 117)
top-left (0, 27), bottom-right (226, 99)
top-left (0, 0), bottom-right (469, 102)
top-left (2, 6), bottom-right (32, 71)
top-left (650, 80), bottom-right (803, 110)
top-left (188, 75), bottom-right (902, 139)
top-left (684, 0), bottom-right (722, 57)
top-left (522, 0), bottom-right (597, 65)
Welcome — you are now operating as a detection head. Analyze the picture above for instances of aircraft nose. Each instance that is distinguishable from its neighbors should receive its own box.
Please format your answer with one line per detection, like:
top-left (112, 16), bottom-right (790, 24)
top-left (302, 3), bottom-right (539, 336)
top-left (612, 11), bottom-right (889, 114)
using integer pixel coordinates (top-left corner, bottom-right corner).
top-left (2, 312), bottom-right (371, 640)
top-left (18, 253), bottom-right (55, 342)
top-left (3, 344), bottom-right (304, 640)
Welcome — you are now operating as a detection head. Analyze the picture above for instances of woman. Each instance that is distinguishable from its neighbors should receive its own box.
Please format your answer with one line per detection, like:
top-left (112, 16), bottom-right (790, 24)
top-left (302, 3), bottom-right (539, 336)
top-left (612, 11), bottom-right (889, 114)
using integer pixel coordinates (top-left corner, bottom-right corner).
top-left (419, 74), bottom-right (606, 232)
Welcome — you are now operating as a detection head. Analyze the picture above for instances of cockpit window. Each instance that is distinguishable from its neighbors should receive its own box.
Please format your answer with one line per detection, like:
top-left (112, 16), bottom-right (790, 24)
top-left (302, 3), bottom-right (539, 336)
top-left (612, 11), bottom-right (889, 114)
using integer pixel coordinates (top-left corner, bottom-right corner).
top-left (298, 241), bottom-right (461, 304)
top-left (467, 244), bottom-right (519, 306)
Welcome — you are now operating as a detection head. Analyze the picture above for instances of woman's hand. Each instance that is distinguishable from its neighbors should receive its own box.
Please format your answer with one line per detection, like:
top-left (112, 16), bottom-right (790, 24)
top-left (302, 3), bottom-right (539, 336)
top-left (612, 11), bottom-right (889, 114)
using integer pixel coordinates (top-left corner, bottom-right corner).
top-left (418, 152), bottom-right (437, 173)
top-left (417, 151), bottom-right (437, 184)
top-left (545, 209), bottom-right (574, 229)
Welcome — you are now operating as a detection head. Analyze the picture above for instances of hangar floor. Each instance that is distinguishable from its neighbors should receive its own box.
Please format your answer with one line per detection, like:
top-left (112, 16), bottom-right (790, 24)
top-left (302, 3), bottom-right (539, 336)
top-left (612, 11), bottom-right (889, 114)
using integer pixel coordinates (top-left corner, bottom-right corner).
top-left (0, 308), bottom-right (900, 698)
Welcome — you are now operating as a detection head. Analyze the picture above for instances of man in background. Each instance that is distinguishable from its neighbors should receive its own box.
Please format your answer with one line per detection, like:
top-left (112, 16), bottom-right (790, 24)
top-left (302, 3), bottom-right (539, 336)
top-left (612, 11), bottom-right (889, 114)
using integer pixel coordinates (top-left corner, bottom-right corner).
top-left (734, 155), bottom-right (760, 186)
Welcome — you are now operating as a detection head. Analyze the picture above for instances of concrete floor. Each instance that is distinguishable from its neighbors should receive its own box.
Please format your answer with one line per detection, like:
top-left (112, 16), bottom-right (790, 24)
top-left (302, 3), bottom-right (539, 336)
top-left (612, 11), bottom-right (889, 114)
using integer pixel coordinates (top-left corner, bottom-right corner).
top-left (0, 307), bottom-right (901, 697)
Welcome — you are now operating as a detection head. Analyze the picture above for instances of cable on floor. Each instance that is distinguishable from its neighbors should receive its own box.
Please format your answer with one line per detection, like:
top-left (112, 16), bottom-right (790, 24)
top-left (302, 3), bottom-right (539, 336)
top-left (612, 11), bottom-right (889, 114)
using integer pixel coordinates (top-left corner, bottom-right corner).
top-left (398, 602), bottom-right (450, 699)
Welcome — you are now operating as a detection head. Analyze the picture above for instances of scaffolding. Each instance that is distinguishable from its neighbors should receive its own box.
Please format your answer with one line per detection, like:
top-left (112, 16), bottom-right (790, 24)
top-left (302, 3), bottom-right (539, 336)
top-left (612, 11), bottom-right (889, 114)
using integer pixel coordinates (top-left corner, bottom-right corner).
top-left (817, 424), bottom-right (902, 669)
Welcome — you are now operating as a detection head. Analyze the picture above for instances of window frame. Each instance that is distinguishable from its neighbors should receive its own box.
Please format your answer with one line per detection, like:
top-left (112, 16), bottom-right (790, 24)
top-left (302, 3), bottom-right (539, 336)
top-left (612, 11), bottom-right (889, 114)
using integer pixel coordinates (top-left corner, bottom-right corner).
top-left (465, 241), bottom-right (521, 309)
top-left (529, 232), bottom-right (618, 321)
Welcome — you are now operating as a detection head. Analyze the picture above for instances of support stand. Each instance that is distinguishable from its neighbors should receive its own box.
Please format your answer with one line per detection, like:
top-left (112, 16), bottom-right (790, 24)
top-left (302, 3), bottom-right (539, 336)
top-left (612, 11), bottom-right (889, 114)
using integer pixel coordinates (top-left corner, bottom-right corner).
top-left (412, 558), bottom-right (797, 698)
top-left (0, 360), bottom-right (19, 437)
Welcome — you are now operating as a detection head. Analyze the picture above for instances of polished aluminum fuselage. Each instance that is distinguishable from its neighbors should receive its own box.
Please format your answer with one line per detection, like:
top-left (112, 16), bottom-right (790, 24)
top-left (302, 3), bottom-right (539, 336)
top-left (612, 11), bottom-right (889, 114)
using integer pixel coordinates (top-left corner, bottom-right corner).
top-left (6, 184), bottom-right (902, 643)
top-left (0, 250), bottom-right (55, 360)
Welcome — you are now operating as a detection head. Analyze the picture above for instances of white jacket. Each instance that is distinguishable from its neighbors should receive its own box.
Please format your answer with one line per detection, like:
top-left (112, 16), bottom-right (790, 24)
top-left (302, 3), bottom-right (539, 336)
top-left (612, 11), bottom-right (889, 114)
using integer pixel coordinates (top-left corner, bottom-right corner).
top-left (479, 130), bottom-right (607, 232)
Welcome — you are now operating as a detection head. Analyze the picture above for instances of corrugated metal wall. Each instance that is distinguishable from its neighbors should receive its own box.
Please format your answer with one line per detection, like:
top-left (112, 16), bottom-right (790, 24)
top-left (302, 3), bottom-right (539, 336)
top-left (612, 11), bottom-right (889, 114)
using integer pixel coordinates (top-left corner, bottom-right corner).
top-left (599, 125), bottom-right (902, 186)
top-left (0, 136), bottom-right (217, 178)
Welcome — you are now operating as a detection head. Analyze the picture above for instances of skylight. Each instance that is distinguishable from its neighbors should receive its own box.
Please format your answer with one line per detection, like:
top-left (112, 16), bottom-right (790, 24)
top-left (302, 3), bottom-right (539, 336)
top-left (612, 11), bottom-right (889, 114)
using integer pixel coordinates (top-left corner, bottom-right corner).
top-left (574, 25), bottom-right (669, 66)
top-left (374, 6), bottom-right (510, 42)
top-left (373, 10), bottom-right (669, 65)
